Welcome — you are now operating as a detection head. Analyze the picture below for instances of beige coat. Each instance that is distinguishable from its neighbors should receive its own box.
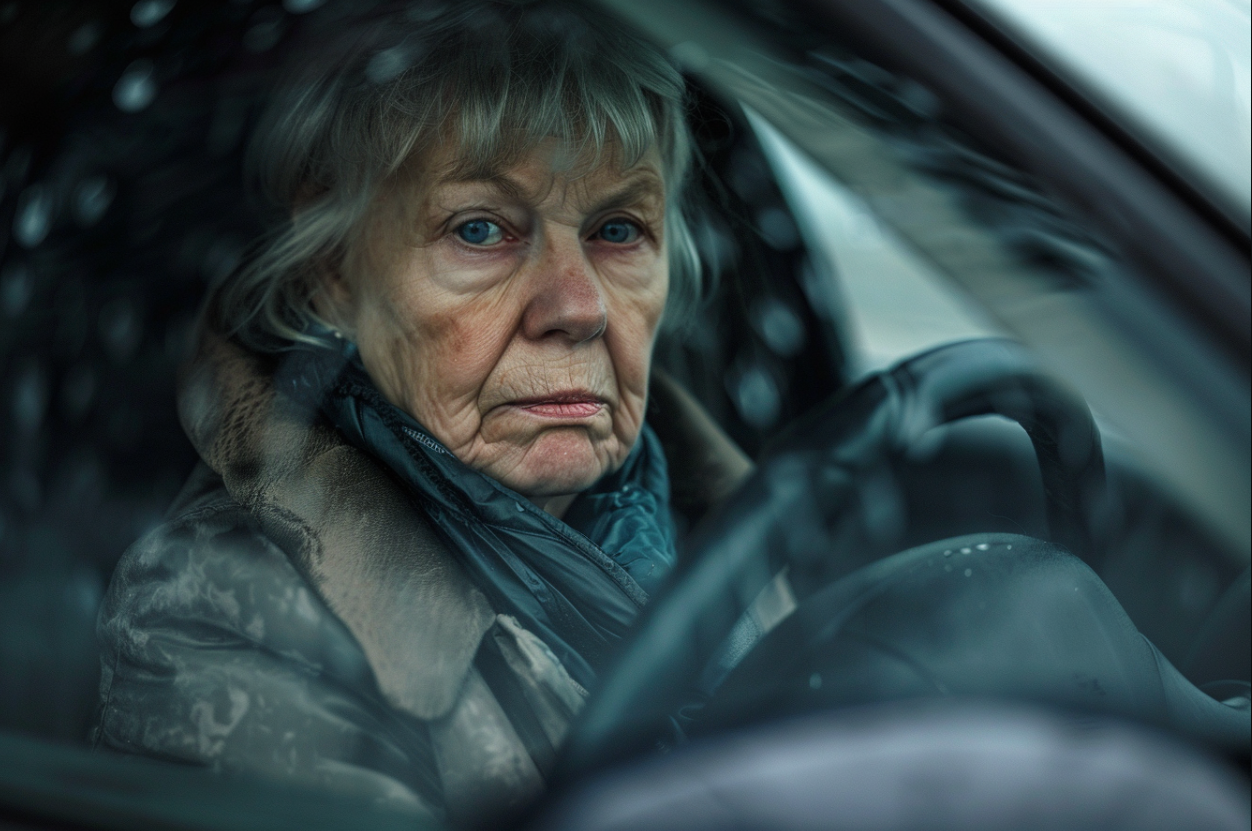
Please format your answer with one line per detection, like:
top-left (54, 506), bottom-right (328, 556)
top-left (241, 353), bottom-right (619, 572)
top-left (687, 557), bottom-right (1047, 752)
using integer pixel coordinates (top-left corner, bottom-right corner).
top-left (94, 332), bottom-right (750, 826)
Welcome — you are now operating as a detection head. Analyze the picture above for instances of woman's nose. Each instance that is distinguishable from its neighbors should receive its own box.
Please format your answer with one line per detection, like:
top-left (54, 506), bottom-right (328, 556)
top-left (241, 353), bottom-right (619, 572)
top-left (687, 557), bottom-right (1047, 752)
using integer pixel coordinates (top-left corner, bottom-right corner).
top-left (520, 231), bottom-right (607, 344)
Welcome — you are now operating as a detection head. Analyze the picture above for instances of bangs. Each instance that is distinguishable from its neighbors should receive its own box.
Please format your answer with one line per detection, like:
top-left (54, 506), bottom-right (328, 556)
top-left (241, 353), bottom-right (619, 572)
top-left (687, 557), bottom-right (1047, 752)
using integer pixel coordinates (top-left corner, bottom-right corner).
top-left (385, 10), bottom-right (686, 189)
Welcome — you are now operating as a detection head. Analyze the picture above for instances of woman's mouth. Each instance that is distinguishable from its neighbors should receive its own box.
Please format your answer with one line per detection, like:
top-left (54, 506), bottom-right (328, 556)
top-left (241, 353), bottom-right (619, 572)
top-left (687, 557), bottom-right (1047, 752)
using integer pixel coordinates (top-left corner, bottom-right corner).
top-left (511, 393), bottom-right (605, 419)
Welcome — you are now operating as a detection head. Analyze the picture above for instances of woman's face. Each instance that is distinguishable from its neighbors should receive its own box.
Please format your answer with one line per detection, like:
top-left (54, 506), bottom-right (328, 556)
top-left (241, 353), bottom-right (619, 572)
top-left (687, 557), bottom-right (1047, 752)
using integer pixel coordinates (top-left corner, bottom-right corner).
top-left (325, 140), bottom-right (670, 516)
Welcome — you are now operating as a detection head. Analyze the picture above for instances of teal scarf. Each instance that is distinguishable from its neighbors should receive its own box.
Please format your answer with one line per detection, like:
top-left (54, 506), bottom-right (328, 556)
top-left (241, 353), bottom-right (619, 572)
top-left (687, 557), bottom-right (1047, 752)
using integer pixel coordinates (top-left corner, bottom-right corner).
top-left (281, 341), bottom-right (677, 689)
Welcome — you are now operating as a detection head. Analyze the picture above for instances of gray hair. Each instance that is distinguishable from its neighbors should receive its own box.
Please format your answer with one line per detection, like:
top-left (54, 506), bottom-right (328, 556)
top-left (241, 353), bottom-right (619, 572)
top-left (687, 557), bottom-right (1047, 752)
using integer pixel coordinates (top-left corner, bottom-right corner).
top-left (212, 1), bottom-right (701, 351)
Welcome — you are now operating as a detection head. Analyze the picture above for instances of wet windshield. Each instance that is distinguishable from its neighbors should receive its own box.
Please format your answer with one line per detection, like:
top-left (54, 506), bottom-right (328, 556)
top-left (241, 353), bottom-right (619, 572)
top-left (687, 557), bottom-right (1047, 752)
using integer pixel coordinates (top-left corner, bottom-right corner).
top-left (0, 1), bottom-right (1247, 829)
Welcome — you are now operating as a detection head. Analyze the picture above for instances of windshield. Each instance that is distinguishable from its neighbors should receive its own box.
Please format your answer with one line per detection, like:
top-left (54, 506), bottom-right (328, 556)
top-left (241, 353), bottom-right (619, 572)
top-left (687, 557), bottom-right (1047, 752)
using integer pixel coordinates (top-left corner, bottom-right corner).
top-left (0, 1), bottom-right (1247, 829)
top-left (971, 0), bottom-right (1252, 224)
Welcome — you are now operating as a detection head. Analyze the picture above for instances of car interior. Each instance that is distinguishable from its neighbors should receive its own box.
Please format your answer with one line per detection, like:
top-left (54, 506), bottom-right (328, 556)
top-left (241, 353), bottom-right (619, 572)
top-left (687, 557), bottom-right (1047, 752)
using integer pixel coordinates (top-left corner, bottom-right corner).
top-left (0, 0), bottom-right (1247, 828)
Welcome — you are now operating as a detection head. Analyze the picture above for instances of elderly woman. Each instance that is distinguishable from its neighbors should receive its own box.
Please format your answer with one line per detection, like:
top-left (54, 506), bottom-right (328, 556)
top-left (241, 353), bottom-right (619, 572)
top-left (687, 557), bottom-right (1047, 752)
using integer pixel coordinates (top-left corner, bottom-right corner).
top-left (91, 1), bottom-right (749, 825)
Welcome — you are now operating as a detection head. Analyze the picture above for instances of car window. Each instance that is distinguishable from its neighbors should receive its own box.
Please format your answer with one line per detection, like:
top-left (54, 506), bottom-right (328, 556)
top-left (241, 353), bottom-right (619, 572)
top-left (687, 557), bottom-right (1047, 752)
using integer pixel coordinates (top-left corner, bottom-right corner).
top-left (611, 0), bottom-right (1249, 564)
top-left (749, 111), bottom-right (1004, 375)
top-left (0, 1), bottom-right (1247, 828)
top-left (970, 0), bottom-right (1252, 225)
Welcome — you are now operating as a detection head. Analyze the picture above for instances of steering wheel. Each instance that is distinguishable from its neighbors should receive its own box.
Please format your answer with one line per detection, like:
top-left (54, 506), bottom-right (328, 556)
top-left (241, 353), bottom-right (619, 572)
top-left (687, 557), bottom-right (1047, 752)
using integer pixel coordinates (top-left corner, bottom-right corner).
top-left (555, 338), bottom-right (1244, 777)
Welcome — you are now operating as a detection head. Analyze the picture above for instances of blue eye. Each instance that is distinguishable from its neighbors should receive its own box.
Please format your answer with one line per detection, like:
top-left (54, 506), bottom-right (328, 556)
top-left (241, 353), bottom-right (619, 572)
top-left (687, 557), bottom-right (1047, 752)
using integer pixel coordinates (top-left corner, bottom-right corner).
top-left (455, 220), bottom-right (504, 246)
top-left (596, 220), bottom-right (640, 244)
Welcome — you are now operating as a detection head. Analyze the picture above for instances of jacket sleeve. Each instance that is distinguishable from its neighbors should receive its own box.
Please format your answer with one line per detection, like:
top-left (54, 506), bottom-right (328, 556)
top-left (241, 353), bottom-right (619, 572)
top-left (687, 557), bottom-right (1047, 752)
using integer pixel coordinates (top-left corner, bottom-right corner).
top-left (93, 497), bottom-right (442, 819)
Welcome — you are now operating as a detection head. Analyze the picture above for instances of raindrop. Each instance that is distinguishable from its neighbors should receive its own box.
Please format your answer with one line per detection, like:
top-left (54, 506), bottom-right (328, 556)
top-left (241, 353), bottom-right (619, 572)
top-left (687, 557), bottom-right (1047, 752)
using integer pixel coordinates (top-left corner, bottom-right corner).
top-left (756, 207), bottom-right (798, 250)
top-left (960, 547), bottom-right (972, 555)
top-left (733, 366), bottom-right (780, 430)
top-left (244, 7), bottom-right (286, 53)
top-left (859, 468), bottom-right (904, 549)
top-left (201, 236), bottom-right (243, 284)
top-left (114, 60), bottom-right (157, 113)
top-left (808, 673), bottom-right (822, 690)
top-left (668, 41), bottom-right (708, 72)
top-left (942, 550), bottom-right (952, 557)
top-left (14, 185), bottom-right (52, 247)
top-left (99, 297), bottom-right (142, 362)
top-left (73, 175), bottom-right (114, 227)
top-left (131, 0), bottom-right (174, 28)
top-left (1, 264), bottom-right (32, 316)
top-left (728, 150), bottom-right (770, 202)
top-left (67, 21), bottom-right (102, 55)
top-left (693, 219), bottom-right (735, 281)
top-left (964, 568), bottom-right (973, 577)
top-left (283, 0), bottom-right (326, 13)
top-left (366, 45), bottom-right (414, 84)
top-left (12, 361), bottom-right (48, 433)
top-left (754, 298), bottom-right (805, 357)
top-left (62, 364), bottom-right (97, 419)
top-left (897, 80), bottom-right (940, 118)
top-left (975, 543), bottom-right (989, 551)
top-left (67, 568), bottom-right (104, 618)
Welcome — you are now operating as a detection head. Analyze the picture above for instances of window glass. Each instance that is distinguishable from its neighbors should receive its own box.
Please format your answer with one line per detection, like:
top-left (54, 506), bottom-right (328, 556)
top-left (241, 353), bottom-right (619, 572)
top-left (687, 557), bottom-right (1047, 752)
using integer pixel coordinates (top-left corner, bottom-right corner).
top-left (973, 0), bottom-right (1252, 221)
top-left (749, 112), bottom-right (1003, 375)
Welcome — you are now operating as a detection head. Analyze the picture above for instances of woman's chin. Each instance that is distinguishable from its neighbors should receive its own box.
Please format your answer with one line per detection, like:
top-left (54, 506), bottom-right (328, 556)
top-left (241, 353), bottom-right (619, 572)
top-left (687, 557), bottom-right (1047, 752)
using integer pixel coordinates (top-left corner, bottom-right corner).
top-left (494, 428), bottom-right (619, 500)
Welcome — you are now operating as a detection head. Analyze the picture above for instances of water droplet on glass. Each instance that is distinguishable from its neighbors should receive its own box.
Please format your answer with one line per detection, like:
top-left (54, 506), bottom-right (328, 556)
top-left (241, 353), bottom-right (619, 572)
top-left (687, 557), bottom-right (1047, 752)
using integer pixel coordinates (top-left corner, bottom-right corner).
top-left (733, 366), bottom-right (780, 430)
top-left (62, 364), bottom-right (97, 419)
top-left (808, 673), bottom-right (822, 690)
top-left (244, 8), bottom-right (286, 53)
top-left (67, 21), bottom-right (102, 55)
top-left (756, 206), bottom-right (799, 250)
top-left (964, 568), bottom-right (973, 577)
top-left (14, 185), bottom-right (52, 247)
top-left (1, 264), bottom-right (32, 316)
top-left (99, 297), bottom-right (142, 362)
top-left (283, 0), bottom-right (326, 12)
top-left (366, 46), bottom-right (414, 84)
top-left (960, 547), bottom-right (972, 555)
top-left (131, 0), bottom-right (174, 28)
top-left (754, 298), bottom-right (806, 357)
top-left (975, 543), bottom-right (989, 551)
top-left (114, 60), bottom-right (157, 112)
top-left (668, 41), bottom-right (709, 71)
top-left (12, 361), bottom-right (48, 433)
top-left (74, 175), bottom-right (114, 226)
top-left (202, 236), bottom-right (243, 284)
top-left (942, 550), bottom-right (952, 557)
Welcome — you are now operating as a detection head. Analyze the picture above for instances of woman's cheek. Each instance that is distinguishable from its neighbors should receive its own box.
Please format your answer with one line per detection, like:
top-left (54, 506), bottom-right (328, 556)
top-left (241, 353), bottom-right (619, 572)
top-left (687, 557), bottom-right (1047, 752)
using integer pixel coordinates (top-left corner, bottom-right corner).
top-left (425, 242), bottom-right (523, 295)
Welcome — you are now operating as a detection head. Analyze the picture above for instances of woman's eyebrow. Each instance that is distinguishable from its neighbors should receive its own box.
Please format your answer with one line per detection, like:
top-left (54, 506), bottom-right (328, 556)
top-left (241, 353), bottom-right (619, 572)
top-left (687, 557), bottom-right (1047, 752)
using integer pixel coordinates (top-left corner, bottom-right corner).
top-left (585, 174), bottom-right (666, 215)
top-left (432, 167), bottom-right (664, 210)
top-left (430, 176), bottom-right (525, 204)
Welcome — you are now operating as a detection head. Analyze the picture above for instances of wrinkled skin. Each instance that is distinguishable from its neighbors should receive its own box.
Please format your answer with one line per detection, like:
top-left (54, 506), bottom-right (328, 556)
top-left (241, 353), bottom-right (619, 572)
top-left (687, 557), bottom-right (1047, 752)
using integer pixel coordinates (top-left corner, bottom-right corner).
top-left (322, 141), bottom-right (670, 517)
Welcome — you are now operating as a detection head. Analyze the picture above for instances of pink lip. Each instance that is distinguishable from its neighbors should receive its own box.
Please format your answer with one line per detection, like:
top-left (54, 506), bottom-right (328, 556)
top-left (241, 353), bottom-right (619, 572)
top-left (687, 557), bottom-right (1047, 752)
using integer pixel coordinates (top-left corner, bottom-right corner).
top-left (511, 392), bottom-right (605, 419)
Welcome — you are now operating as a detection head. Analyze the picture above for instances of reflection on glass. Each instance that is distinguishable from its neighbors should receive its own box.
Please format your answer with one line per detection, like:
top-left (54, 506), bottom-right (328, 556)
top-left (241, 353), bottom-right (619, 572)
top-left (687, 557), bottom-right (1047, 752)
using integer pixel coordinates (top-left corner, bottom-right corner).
top-left (975, 0), bottom-right (1252, 219)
